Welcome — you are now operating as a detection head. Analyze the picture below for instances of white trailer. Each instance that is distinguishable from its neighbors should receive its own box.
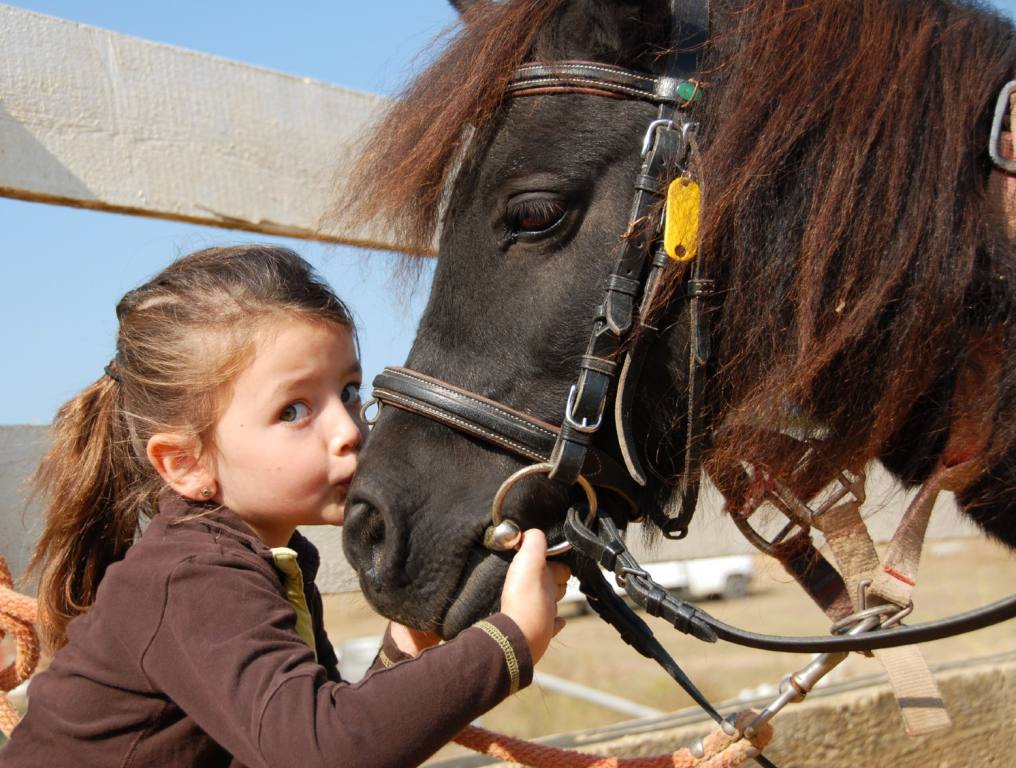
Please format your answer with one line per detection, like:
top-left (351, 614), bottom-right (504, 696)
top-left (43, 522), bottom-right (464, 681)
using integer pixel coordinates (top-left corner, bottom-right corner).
top-left (562, 554), bottom-right (755, 613)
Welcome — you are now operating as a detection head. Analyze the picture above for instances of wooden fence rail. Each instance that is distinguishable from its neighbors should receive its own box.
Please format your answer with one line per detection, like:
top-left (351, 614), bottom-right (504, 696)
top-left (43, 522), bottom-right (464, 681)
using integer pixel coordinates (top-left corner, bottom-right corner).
top-left (0, 4), bottom-right (410, 251)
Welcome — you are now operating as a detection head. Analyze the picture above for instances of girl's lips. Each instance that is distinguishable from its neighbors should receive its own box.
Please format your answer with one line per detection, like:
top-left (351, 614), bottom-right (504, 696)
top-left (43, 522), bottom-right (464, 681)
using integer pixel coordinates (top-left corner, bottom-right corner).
top-left (331, 480), bottom-right (352, 502)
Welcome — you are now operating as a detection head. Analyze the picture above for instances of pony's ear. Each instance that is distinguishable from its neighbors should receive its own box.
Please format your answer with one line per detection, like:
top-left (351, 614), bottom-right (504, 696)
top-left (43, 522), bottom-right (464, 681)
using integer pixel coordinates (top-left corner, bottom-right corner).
top-left (448, 0), bottom-right (479, 15)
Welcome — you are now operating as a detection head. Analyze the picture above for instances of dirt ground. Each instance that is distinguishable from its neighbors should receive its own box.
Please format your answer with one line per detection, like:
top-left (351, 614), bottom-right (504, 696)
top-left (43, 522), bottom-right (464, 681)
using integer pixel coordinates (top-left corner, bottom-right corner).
top-left (322, 536), bottom-right (1016, 764)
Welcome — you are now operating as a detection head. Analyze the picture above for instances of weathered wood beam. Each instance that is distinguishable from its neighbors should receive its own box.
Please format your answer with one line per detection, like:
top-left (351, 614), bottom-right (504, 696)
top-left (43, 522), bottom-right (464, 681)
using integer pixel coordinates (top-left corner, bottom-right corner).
top-left (0, 5), bottom-right (415, 252)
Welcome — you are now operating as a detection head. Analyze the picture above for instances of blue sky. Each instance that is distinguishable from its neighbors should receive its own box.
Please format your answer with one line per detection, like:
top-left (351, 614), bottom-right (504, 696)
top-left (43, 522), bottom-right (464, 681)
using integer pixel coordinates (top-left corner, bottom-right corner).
top-left (0, 1), bottom-right (458, 424)
top-left (3, 0), bottom-right (1016, 424)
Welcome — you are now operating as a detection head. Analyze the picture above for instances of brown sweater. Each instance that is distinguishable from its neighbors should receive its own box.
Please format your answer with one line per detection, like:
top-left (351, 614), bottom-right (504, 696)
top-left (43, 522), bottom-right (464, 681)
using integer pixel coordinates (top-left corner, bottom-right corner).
top-left (1, 493), bottom-right (531, 768)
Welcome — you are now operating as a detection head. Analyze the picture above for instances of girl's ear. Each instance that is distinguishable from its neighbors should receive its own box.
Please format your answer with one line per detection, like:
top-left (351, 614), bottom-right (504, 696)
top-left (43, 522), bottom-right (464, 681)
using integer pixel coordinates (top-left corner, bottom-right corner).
top-left (146, 433), bottom-right (216, 501)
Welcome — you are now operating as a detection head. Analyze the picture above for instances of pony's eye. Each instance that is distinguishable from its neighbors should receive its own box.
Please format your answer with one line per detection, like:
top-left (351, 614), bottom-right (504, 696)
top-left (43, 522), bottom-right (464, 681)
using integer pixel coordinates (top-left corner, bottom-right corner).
top-left (505, 193), bottom-right (567, 236)
top-left (341, 382), bottom-right (362, 405)
top-left (279, 402), bottom-right (310, 423)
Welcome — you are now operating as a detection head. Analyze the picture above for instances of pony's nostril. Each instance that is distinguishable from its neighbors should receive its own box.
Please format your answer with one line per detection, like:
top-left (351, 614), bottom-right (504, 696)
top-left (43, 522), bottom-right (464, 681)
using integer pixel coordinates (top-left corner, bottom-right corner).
top-left (344, 500), bottom-right (387, 577)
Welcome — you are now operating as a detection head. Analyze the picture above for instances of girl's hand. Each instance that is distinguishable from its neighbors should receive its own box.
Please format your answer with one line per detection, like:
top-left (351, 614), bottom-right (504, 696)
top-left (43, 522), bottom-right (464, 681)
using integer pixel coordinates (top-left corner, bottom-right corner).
top-left (389, 623), bottom-right (441, 657)
top-left (498, 529), bottom-right (570, 663)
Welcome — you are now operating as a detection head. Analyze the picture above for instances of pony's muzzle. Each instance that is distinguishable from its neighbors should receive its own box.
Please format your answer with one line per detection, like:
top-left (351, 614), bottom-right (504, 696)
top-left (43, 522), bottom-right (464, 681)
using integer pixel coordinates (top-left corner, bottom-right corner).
top-left (342, 499), bottom-right (389, 589)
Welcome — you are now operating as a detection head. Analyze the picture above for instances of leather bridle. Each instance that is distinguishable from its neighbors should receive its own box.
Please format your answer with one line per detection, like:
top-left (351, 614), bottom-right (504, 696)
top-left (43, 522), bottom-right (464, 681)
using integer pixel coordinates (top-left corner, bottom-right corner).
top-left (363, 2), bottom-right (1016, 762)
top-left (370, 1), bottom-right (714, 545)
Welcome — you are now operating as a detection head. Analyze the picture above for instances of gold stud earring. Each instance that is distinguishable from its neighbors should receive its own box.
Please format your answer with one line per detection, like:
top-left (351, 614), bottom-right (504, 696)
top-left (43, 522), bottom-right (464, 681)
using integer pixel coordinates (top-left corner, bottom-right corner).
top-left (200, 487), bottom-right (213, 499)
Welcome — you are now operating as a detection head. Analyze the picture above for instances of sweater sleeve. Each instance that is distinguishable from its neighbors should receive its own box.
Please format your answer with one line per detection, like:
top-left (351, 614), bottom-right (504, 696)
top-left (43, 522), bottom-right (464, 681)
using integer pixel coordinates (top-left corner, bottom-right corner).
top-left (141, 555), bottom-right (531, 768)
top-left (365, 622), bottom-right (411, 674)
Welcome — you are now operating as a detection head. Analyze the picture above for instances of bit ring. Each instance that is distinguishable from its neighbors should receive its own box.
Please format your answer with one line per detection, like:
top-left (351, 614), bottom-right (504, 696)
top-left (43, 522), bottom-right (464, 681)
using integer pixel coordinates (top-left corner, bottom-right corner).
top-left (488, 462), bottom-right (598, 555)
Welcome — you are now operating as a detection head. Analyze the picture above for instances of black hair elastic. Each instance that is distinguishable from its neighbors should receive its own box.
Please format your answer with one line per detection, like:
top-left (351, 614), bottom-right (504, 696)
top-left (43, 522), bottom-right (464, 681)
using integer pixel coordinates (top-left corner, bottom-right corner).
top-left (103, 359), bottom-right (122, 383)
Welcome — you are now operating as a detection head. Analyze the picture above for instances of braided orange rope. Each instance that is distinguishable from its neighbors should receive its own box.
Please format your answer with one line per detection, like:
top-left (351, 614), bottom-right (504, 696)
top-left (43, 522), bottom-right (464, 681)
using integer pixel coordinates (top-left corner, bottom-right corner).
top-left (0, 557), bottom-right (39, 738)
top-left (453, 710), bottom-right (772, 768)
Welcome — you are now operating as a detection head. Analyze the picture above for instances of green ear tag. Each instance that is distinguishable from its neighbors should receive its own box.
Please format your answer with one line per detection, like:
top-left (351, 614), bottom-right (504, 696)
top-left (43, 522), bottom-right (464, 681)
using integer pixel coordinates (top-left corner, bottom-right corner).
top-left (663, 177), bottom-right (701, 262)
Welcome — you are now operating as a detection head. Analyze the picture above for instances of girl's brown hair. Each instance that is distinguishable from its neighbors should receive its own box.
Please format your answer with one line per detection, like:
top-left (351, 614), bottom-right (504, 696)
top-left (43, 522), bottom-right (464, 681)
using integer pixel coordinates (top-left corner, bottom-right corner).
top-left (29, 245), bottom-right (354, 650)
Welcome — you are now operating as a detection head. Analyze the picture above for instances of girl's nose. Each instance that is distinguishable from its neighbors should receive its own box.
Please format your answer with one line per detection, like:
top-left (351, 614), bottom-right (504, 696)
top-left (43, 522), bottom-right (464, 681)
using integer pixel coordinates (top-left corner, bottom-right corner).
top-left (329, 404), bottom-right (364, 457)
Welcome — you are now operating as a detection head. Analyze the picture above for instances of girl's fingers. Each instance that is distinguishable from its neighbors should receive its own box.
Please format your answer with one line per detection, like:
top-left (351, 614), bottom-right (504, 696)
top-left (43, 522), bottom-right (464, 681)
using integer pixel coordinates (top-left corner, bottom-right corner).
top-left (513, 529), bottom-right (548, 565)
top-left (549, 561), bottom-right (571, 586)
top-left (501, 530), bottom-right (572, 662)
top-left (389, 622), bottom-right (441, 657)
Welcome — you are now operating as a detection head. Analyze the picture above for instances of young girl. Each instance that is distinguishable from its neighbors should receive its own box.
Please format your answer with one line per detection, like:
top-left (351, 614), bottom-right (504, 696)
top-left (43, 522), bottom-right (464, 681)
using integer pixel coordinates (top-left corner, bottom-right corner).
top-left (1, 245), bottom-right (568, 768)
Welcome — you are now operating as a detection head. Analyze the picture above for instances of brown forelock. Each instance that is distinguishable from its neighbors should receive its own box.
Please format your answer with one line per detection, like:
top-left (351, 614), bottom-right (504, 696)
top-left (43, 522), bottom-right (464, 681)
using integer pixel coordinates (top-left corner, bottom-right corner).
top-left (669, 0), bottom-right (1016, 495)
top-left (338, 0), bottom-right (565, 255)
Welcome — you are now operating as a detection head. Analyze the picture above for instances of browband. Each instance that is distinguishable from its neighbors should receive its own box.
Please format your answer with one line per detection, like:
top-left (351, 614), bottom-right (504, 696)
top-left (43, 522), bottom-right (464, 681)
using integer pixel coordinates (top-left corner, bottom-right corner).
top-left (508, 61), bottom-right (699, 106)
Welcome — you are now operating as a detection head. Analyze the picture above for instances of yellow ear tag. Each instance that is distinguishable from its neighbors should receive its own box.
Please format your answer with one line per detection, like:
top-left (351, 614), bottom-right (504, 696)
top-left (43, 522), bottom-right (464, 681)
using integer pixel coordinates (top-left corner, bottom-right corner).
top-left (663, 177), bottom-right (701, 261)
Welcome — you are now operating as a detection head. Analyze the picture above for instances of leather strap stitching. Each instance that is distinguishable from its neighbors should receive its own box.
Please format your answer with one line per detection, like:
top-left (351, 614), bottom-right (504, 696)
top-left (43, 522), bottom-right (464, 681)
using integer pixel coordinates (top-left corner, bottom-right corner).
top-left (384, 369), bottom-right (558, 439)
top-left (373, 389), bottom-right (546, 462)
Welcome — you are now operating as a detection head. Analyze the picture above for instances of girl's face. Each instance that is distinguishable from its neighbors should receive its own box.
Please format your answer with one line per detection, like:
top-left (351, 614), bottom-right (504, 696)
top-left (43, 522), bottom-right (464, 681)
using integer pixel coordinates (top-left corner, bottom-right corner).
top-left (208, 317), bottom-right (365, 547)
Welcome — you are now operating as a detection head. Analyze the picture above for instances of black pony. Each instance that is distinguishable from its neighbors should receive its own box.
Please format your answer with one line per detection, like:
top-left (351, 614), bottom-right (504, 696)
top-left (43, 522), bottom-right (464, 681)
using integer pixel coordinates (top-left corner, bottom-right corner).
top-left (340, 0), bottom-right (1016, 640)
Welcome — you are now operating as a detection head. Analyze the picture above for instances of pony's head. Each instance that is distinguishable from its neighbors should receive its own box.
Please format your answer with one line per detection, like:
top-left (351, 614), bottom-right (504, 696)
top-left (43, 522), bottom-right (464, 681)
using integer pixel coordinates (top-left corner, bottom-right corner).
top-left (342, 0), bottom-right (1016, 636)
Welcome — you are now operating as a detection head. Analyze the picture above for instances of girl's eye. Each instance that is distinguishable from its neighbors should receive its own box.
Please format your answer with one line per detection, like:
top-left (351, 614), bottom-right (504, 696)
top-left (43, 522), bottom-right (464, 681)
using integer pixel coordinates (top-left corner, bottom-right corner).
top-left (279, 402), bottom-right (310, 423)
top-left (505, 194), bottom-right (567, 236)
top-left (341, 382), bottom-right (362, 405)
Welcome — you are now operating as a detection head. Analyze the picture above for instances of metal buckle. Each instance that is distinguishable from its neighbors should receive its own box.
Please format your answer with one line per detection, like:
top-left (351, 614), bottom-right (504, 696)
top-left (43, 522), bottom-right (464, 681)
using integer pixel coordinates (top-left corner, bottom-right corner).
top-left (614, 565), bottom-right (650, 590)
top-left (729, 467), bottom-right (807, 556)
top-left (989, 80), bottom-right (1016, 172)
top-left (563, 384), bottom-right (605, 434)
top-left (731, 465), bottom-right (866, 556)
top-left (641, 118), bottom-right (674, 157)
top-left (830, 579), bottom-right (914, 635)
top-left (772, 468), bottom-right (866, 528)
top-left (731, 507), bottom-right (803, 557)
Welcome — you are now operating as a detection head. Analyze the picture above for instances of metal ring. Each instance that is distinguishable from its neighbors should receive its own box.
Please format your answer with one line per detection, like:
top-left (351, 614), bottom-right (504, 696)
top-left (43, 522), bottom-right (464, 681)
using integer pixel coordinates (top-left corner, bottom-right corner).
top-left (490, 462), bottom-right (599, 556)
top-left (989, 80), bottom-right (1016, 172)
top-left (360, 398), bottom-right (381, 426)
top-left (880, 601), bottom-right (914, 629)
top-left (830, 603), bottom-right (901, 635)
top-left (615, 565), bottom-right (650, 589)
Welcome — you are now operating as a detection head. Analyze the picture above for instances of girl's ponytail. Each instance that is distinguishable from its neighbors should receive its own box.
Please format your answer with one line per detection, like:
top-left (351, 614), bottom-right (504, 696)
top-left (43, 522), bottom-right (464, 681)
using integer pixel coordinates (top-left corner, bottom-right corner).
top-left (29, 372), bottom-right (150, 651)
top-left (26, 245), bottom-right (354, 652)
